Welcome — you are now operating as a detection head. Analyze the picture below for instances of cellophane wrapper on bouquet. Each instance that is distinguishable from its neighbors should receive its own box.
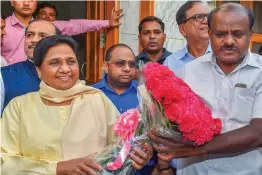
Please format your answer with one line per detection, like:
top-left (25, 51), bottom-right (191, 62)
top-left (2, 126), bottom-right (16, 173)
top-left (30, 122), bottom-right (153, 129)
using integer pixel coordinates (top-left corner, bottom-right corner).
top-left (93, 109), bottom-right (148, 175)
top-left (92, 62), bottom-right (223, 174)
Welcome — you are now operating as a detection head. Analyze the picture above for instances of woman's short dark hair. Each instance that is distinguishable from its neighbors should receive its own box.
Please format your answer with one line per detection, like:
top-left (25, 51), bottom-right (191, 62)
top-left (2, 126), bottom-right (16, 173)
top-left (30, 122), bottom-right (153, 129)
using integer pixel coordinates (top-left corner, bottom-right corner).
top-left (33, 35), bottom-right (79, 67)
top-left (208, 3), bottom-right (254, 30)
top-left (176, 1), bottom-right (203, 25)
top-left (138, 16), bottom-right (165, 34)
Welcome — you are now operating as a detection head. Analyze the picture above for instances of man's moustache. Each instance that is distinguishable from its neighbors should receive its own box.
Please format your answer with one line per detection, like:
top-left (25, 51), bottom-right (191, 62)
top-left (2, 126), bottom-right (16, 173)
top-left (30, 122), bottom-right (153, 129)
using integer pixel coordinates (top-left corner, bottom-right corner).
top-left (220, 45), bottom-right (239, 51)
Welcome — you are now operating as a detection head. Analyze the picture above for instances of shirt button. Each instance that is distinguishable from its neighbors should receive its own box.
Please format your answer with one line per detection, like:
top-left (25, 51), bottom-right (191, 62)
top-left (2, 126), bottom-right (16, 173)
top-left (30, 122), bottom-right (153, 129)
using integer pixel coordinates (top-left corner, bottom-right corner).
top-left (120, 108), bottom-right (123, 111)
top-left (62, 116), bottom-right (67, 120)
top-left (60, 107), bottom-right (64, 110)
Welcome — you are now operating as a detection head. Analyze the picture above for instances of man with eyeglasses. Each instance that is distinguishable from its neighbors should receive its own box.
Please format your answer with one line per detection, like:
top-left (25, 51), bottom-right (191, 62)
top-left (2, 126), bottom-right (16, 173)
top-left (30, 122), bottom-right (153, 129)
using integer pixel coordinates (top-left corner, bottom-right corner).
top-left (164, 1), bottom-right (211, 76)
top-left (92, 44), bottom-right (138, 114)
top-left (93, 43), bottom-right (160, 175)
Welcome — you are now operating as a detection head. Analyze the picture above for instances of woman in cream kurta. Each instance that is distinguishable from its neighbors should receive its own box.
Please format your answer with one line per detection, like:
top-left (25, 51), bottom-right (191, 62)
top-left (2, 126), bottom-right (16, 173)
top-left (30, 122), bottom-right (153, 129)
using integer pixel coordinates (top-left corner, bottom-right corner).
top-left (1, 85), bottom-right (118, 174)
top-left (1, 35), bottom-right (153, 175)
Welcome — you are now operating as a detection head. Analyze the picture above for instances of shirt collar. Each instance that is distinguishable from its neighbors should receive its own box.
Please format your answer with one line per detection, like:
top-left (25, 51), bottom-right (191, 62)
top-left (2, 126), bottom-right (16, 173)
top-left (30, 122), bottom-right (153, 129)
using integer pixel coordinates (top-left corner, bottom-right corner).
top-left (10, 13), bottom-right (34, 27)
top-left (136, 48), bottom-right (171, 62)
top-left (97, 74), bottom-right (138, 93)
top-left (26, 58), bottom-right (36, 69)
top-left (178, 46), bottom-right (189, 59)
top-left (240, 51), bottom-right (260, 68)
top-left (10, 13), bottom-right (19, 26)
top-left (205, 44), bottom-right (212, 54)
top-left (201, 51), bottom-right (260, 69)
top-left (179, 42), bottom-right (212, 60)
top-left (136, 50), bottom-right (146, 60)
top-left (94, 74), bottom-right (111, 90)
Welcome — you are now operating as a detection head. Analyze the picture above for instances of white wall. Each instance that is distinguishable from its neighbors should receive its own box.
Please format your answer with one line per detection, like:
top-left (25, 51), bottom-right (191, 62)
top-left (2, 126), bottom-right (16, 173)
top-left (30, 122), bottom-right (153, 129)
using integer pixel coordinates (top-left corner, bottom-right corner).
top-left (155, 1), bottom-right (187, 53)
top-left (119, 0), bottom-right (140, 55)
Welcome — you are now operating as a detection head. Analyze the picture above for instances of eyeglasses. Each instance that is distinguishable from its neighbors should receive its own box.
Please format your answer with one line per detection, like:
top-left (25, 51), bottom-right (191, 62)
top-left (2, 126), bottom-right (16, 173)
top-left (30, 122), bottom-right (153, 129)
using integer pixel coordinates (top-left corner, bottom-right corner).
top-left (106, 59), bottom-right (137, 68)
top-left (182, 14), bottom-right (208, 24)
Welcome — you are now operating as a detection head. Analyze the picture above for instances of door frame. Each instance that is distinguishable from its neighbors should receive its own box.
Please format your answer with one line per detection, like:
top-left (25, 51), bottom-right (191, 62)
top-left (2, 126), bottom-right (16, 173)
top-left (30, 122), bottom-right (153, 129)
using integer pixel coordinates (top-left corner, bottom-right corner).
top-left (85, 0), bottom-right (120, 84)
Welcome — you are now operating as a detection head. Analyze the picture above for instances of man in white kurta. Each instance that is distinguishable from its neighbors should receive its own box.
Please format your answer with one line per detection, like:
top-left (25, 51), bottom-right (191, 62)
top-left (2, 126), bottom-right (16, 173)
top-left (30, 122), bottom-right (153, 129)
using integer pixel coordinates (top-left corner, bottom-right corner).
top-left (148, 3), bottom-right (262, 175)
top-left (176, 51), bottom-right (262, 175)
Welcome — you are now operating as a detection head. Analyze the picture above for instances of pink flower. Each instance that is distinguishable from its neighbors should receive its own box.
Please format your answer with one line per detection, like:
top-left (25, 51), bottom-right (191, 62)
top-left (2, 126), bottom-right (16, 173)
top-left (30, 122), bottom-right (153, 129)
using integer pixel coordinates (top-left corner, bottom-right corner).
top-left (114, 109), bottom-right (139, 141)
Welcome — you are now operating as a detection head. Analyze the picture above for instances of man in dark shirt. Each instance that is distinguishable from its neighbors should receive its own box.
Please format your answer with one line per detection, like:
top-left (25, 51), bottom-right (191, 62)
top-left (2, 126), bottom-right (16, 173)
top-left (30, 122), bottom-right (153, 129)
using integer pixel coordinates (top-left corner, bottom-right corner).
top-left (136, 16), bottom-right (171, 69)
top-left (1, 19), bottom-right (60, 111)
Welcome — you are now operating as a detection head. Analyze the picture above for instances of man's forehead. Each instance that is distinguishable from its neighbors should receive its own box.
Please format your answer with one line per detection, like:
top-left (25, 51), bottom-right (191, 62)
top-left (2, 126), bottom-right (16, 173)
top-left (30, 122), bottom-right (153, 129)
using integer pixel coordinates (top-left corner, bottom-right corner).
top-left (212, 11), bottom-right (249, 28)
top-left (27, 21), bottom-right (56, 34)
top-left (111, 48), bottom-right (134, 59)
top-left (14, 0), bottom-right (37, 3)
top-left (142, 21), bottom-right (162, 30)
top-left (40, 7), bottom-right (56, 12)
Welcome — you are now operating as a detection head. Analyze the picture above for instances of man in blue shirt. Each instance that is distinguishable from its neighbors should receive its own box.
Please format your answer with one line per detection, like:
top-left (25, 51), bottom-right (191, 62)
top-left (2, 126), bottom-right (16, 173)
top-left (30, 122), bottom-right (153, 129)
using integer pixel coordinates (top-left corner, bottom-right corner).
top-left (93, 44), bottom-right (138, 114)
top-left (1, 19), bottom-right (61, 111)
top-left (93, 44), bottom-right (158, 175)
top-left (164, 1), bottom-right (211, 76)
top-left (136, 16), bottom-right (171, 69)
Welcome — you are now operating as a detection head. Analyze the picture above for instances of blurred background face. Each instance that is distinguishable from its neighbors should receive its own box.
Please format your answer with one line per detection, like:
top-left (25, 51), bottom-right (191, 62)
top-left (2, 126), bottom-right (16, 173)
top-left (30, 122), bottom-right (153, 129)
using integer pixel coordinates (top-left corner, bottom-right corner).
top-left (180, 2), bottom-right (209, 41)
top-left (37, 7), bottom-right (56, 21)
top-left (1, 18), bottom-right (6, 40)
top-left (209, 11), bottom-right (252, 64)
top-left (38, 44), bottom-right (79, 90)
top-left (11, 0), bottom-right (37, 17)
top-left (139, 21), bottom-right (166, 54)
top-left (24, 21), bottom-right (56, 59)
top-left (104, 47), bottom-right (136, 86)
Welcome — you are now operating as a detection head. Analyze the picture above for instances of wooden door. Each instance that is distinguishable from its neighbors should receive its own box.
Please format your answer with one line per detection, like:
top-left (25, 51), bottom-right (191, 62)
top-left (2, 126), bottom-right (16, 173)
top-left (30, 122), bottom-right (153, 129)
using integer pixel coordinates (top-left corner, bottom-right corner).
top-left (85, 0), bottom-right (120, 84)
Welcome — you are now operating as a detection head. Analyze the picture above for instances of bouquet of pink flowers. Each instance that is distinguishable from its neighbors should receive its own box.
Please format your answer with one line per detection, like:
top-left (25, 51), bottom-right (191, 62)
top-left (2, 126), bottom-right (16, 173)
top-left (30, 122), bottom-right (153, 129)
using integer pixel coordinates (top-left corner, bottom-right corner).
top-left (138, 62), bottom-right (222, 146)
top-left (93, 109), bottom-right (146, 175)
top-left (93, 62), bottom-right (222, 174)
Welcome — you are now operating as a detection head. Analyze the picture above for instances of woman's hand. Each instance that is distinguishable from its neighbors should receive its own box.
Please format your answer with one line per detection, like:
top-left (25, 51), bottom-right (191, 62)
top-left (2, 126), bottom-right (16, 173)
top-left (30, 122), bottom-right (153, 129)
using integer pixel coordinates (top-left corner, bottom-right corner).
top-left (130, 143), bottom-right (154, 170)
top-left (57, 156), bottom-right (102, 175)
